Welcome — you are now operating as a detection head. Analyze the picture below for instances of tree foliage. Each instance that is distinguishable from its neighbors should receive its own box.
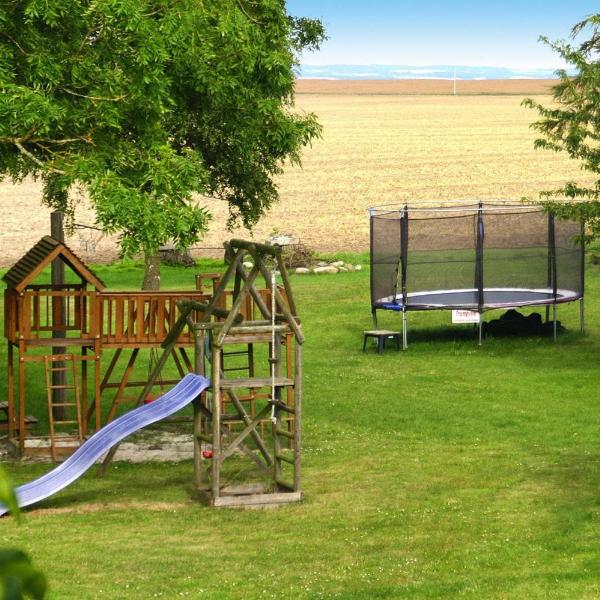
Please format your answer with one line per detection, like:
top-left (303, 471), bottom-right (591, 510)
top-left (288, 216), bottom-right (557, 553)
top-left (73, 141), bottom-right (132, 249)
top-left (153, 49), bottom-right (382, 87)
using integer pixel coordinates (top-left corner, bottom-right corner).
top-left (0, 467), bottom-right (47, 599)
top-left (0, 1), bottom-right (324, 256)
top-left (523, 14), bottom-right (600, 234)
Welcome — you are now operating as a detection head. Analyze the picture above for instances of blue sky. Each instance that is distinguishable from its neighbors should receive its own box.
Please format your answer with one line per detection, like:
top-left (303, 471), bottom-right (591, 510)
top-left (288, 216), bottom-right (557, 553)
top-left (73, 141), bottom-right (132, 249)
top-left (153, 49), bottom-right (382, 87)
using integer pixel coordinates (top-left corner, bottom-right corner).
top-left (286, 1), bottom-right (599, 68)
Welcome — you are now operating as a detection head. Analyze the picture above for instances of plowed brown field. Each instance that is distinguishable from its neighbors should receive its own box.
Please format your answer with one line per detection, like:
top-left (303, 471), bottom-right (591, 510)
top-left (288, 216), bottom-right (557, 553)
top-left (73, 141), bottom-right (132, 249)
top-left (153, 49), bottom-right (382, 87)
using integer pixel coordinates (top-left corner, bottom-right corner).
top-left (0, 79), bottom-right (592, 266)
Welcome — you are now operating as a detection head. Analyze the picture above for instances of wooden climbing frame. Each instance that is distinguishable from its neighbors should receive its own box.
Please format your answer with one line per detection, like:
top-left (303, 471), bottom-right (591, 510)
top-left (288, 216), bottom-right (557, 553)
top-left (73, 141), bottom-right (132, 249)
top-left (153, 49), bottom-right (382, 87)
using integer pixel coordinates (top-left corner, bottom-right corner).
top-left (192, 239), bottom-right (304, 507)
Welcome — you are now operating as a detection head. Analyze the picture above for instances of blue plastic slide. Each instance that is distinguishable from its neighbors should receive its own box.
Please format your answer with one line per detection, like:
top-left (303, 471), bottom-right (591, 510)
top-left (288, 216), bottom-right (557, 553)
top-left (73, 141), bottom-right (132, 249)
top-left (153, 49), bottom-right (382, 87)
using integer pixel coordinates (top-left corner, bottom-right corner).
top-left (1, 373), bottom-right (210, 516)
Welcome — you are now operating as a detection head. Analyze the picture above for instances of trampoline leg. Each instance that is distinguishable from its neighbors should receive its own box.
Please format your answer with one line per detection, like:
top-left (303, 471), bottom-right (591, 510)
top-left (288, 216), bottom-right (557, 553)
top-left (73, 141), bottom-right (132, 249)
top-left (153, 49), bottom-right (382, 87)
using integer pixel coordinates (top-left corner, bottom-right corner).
top-left (545, 304), bottom-right (550, 323)
top-left (580, 298), bottom-right (585, 334)
top-left (402, 310), bottom-right (408, 350)
top-left (478, 313), bottom-right (483, 346)
top-left (372, 309), bottom-right (378, 330)
top-left (553, 303), bottom-right (557, 342)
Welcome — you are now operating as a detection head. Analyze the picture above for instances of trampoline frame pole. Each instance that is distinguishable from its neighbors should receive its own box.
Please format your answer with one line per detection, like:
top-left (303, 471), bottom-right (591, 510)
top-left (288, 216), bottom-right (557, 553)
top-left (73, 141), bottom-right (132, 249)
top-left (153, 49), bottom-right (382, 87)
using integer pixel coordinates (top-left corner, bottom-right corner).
top-left (546, 212), bottom-right (553, 324)
top-left (475, 202), bottom-right (484, 347)
top-left (580, 219), bottom-right (585, 335)
top-left (400, 205), bottom-right (408, 352)
top-left (549, 213), bottom-right (557, 343)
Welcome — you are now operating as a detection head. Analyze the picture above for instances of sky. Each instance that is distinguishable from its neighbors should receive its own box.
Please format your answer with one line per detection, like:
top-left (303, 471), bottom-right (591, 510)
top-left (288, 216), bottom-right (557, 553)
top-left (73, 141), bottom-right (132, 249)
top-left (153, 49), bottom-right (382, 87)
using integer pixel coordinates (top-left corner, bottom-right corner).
top-left (286, 1), bottom-right (599, 68)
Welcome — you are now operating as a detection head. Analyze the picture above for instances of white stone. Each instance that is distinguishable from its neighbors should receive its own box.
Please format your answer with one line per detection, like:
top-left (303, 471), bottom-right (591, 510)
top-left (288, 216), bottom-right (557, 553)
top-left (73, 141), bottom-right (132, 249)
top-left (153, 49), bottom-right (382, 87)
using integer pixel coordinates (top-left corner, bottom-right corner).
top-left (314, 266), bottom-right (338, 274)
top-left (355, 264), bottom-right (362, 271)
top-left (316, 261), bottom-right (328, 267)
top-left (331, 261), bottom-right (345, 267)
top-left (338, 266), bottom-right (348, 272)
top-left (265, 233), bottom-right (299, 247)
top-left (346, 264), bottom-right (355, 271)
top-left (295, 267), bottom-right (310, 274)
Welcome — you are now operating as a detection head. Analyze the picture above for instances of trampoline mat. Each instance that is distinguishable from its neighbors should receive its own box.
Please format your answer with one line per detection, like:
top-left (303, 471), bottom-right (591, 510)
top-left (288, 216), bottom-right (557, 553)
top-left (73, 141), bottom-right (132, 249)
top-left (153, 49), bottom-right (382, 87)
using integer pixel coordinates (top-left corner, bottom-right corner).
top-left (376, 288), bottom-right (581, 311)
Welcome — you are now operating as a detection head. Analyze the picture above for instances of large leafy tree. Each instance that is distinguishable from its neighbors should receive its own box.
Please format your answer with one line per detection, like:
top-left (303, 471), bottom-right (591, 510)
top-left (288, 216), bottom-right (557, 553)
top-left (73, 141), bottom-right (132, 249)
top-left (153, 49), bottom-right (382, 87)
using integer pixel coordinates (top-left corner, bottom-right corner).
top-left (0, 1), bottom-right (324, 287)
top-left (524, 14), bottom-right (600, 235)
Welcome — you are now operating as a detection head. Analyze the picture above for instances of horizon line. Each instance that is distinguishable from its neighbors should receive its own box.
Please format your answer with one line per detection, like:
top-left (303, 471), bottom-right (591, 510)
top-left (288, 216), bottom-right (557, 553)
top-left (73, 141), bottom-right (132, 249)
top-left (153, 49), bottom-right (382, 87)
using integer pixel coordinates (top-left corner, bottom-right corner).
top-left (299, 63), bottom-right (569, 71)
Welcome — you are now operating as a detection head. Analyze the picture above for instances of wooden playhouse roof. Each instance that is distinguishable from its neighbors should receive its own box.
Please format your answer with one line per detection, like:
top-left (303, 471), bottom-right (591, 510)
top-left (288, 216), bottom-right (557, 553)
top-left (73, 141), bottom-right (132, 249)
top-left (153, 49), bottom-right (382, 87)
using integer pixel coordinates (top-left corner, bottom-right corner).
top-left (2, 236), bottom-right (106, 292)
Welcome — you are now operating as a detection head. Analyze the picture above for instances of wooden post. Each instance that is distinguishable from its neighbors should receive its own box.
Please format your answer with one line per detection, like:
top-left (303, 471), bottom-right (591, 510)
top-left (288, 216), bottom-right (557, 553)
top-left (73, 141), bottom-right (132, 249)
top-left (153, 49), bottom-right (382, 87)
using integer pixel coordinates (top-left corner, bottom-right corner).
top-left (293, 340), bottom-right (303, 493)
top-left (51, 212), bottom-right (67, 421)
top-left (211, 345), bottom-right (222, 503)
top-left (193, 326), bottom-right (206, 489)
top-left (81, 346), bottom-right (88, 433)
top-left (94, 339), bottom-right (101, 431)
top-left (7, 343), bottom-right (14, 440)
top-left (285, 332), bottom-right (294, 439)
top-left (275, 254), bottom-right (298, 316)
top-left (18, 343), bottom-right (25, 456)
top-left (273, 331), bottom-right (282, 486)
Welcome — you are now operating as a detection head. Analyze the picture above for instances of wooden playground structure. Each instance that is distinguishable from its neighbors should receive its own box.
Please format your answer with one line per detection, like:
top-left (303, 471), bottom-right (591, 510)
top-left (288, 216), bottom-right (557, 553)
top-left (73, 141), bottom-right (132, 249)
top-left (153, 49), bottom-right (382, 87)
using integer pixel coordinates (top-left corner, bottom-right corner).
top-left (3, 236), bottom-right (303, 507)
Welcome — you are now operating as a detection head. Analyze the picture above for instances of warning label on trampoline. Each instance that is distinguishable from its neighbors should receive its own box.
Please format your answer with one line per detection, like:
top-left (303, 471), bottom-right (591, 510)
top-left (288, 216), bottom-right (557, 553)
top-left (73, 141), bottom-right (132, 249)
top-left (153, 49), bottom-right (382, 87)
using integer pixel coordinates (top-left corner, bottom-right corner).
top-left (452, 310), bottom-right (480, 324)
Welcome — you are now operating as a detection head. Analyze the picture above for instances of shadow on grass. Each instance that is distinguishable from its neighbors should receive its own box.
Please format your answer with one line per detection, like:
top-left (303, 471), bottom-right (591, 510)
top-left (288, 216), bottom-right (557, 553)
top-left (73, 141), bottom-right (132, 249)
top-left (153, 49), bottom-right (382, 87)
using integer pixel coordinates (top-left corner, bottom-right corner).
top-left (531, 450), bottom-right (600, 540)
top-left (21, 461), bottom-right (195, 513)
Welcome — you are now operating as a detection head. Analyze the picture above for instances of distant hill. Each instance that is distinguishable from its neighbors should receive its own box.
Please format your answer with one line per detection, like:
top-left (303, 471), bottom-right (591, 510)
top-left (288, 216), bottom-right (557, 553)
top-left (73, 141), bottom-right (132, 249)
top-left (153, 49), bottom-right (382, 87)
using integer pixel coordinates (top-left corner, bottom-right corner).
top-left (297, 65), bottom-right (574, 80)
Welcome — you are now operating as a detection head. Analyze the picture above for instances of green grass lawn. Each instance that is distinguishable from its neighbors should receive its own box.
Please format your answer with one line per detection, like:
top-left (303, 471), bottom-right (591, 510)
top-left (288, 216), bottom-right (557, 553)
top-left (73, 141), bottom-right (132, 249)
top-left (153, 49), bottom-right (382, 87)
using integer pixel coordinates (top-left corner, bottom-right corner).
top-left (2, 257), bottom-right (600, 599)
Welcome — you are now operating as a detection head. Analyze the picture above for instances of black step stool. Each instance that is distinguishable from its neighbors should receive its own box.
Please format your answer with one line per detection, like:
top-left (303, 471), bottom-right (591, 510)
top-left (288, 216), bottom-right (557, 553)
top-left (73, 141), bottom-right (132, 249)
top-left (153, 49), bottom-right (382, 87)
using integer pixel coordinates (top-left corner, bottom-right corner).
top-left (363, 330), bottom-right (401, 353)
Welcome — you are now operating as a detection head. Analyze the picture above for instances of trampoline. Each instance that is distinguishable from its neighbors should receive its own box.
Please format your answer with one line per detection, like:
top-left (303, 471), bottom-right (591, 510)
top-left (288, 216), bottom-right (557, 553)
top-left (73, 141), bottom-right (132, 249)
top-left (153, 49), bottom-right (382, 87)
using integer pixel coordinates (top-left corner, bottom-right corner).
top-left (369, 203), bottom-right (584, 348)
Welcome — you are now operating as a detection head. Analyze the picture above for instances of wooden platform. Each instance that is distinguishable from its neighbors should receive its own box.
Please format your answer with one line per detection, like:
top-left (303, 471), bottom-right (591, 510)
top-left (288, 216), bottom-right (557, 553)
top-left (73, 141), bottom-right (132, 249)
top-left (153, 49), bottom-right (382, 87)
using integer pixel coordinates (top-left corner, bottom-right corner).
top-left (196, 483), bottom-right (302, 508)
top-left (220, 377), bottom-right (294, 389)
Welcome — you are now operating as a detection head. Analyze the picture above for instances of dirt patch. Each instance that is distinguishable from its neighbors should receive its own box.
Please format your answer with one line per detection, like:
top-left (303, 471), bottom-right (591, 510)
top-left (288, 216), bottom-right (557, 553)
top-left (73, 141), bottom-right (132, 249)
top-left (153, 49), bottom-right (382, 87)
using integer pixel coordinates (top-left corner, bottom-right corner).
top-left (27, 500), bottom-right (192, 516)
top-left (1, 430), bottom-right (195, 464)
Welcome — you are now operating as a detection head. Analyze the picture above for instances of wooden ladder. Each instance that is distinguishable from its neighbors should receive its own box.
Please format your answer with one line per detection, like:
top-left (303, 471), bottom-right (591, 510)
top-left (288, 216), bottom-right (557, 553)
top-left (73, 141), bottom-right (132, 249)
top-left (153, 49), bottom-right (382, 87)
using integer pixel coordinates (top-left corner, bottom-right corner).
top-left (44, 354), bottom-right (83, 461)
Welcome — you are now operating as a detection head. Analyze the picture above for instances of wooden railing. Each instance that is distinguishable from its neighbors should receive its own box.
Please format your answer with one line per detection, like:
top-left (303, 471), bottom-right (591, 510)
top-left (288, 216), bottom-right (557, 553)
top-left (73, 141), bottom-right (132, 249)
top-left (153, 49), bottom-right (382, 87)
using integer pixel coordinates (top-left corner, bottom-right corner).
top-left (100, 292), bottom-right (210, 347)
top-left (5, 284), bottom-right (290, 346)
top-left (6, 285), bottom-right (99, 342)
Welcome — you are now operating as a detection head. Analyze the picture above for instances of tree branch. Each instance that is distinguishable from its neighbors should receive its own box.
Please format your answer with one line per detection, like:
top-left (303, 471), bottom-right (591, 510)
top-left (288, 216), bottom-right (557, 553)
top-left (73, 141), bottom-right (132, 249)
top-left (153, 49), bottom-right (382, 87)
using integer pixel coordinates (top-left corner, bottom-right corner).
top-left (0, 32), bottom-right (27, 55)
top-left (13, 141), bottom-right (66, 175)
top-left (236, 0), bottom-right (262, 24)
top-left (0, 135), bottom-right (93, 146)
top-left (60, 87), bottom-right (128, 102)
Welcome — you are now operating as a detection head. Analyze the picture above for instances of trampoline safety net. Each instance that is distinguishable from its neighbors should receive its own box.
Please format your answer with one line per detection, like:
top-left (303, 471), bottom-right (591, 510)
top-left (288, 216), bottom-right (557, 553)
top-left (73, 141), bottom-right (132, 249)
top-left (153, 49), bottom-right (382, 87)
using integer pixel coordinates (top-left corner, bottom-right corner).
top-left (369, 203), bottom-right (584, 313)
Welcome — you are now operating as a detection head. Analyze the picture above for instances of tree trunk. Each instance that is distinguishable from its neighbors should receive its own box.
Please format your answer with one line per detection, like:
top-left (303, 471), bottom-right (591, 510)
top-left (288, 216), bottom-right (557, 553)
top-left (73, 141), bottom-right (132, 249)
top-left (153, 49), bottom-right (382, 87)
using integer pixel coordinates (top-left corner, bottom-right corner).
top-left (50, 211), bottom-right (67, 421)
top-left (142, 251), bottom-right (161, 291)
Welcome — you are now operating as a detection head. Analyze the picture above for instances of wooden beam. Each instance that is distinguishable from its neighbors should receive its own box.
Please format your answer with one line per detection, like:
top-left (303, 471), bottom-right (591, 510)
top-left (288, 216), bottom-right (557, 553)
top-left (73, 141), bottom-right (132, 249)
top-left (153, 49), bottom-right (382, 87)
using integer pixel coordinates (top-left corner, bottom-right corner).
top-left (214, 266), bottom-right (261, 347)
top-left (234, 262), bottom-right (273, 320)
top-left (219, 403), bottom-right (271, 462)
top-left (199, 246), bottom-right (245, 321)
top-left (252, 259), bottom-right (305, 344)
top-left (212, 491), bottom-right (302, 508)
top-left (293, 340), bottom-right (302, 492)
top-left (229, 239), bottom-right (282, 257)
top-left (275, 253), bottom-right (298, 316)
